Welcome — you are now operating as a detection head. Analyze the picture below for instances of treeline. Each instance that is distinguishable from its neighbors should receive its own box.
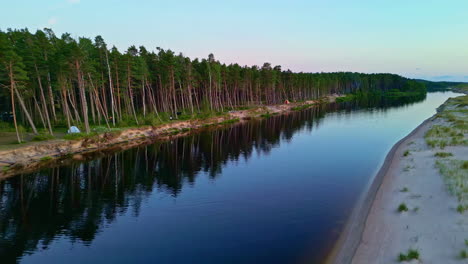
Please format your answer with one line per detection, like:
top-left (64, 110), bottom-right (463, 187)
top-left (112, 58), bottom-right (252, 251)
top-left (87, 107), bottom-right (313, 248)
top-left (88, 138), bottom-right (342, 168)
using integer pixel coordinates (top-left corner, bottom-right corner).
top-left (0, 28), bottom-right (425, 140)
top-left (0, 96), bottom-right (435, 261)
top-left (415, 79), bottom-right (467, 92)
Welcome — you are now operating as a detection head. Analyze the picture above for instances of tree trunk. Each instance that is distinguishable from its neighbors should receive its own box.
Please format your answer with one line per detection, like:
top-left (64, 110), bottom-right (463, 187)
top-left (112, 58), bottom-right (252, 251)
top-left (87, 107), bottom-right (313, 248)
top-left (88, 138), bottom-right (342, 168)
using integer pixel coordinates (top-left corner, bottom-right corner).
top-left (75, 60), bottom-right (90, 133)
top-left (105, 50), bottom-right (115, 126)
top-left (34, 64), bottom-right (53, 135)
top-left (14, 86), bottom-right (38, 135)
top-left (9, 63), bottom-right (21, 143)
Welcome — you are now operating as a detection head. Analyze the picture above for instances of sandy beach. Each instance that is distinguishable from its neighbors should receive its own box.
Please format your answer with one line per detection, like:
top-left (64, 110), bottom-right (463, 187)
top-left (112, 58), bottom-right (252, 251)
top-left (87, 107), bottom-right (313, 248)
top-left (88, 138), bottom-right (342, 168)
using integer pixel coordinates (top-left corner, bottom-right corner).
top-left (331, 94), bottom-right (468, 263)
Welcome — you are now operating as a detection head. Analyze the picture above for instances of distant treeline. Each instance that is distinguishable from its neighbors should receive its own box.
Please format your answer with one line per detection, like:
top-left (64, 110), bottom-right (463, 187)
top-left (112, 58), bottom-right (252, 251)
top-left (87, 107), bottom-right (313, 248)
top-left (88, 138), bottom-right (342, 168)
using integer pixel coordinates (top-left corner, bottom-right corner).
top-left (0, 28), bottom-right (426, 137)
top-left (415, 79), bottom-right (468, 91)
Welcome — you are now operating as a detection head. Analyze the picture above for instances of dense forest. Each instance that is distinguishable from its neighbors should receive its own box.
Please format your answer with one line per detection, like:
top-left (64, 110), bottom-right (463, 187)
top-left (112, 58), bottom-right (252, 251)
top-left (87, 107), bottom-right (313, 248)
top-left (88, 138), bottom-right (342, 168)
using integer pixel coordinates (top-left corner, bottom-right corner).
top-left (415, 79), bottom-right (467, 91)
top-left (0, 28), bottom-right (426, 140)
top-left (0, 97), bottom-right (427, 261)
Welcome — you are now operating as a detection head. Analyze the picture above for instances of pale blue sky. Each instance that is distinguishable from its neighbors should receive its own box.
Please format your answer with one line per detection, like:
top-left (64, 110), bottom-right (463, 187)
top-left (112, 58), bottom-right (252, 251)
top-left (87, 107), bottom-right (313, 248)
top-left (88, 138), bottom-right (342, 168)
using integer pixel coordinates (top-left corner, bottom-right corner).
top-left (1, 0), bottom-right (467, 81)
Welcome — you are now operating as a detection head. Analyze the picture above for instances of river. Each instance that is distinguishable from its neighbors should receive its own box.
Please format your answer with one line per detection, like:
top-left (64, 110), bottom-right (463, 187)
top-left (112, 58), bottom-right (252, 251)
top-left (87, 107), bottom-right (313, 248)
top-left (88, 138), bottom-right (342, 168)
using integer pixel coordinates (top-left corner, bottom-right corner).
top-left (0, 91), bottom-right (461, 263)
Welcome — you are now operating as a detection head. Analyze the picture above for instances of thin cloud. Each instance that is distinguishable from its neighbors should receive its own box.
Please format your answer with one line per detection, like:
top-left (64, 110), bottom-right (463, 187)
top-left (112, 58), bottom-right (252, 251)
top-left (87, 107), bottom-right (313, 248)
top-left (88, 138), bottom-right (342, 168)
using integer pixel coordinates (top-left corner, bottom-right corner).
top-left (433, 75), bottom-right (454, 80)
top-left (47, 17), bottom-right (58, 26)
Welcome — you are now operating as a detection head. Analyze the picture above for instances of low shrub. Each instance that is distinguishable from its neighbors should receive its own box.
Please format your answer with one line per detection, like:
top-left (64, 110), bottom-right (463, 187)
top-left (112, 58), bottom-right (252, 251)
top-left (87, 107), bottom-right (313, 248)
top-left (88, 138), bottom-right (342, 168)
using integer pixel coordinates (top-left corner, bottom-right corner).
top-left (398, 203), bottom-right (409, 212)
top-left (31, 134), bottom-right (55, 142)
top-left (434, 152), bottom-right (453, 158)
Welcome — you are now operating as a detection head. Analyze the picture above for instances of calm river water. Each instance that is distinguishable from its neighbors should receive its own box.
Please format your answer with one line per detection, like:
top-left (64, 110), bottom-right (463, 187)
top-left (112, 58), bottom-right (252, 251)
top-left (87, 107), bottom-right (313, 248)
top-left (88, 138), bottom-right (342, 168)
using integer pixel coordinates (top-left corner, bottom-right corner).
top-left (0, 91), bottom-right (461, 263)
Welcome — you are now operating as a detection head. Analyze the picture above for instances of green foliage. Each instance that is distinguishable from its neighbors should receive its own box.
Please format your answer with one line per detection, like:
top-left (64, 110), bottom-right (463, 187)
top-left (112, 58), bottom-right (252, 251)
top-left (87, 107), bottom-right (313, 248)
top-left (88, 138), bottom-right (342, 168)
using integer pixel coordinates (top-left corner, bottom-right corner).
top-left (462, 161), bottom-right (468, 170)
top-left (403, 150), bottom-right (410, 157)
top-left (0, 27), bottom-right (432, 136)
top-left (398, 203), bottom-right (409, 212)
top-left (63, 133), bottom-right (92, 140)
top-left (434, 152), bottom-right (453, 158)
top-left (31, 134), bottom-right (55, 141)
top-left (398, 249), bottom-right (420, 262)
top-left (219, 118), bottom-right (240, 125)
top-left (415, 79), bottom-right (467, 92)
top-left (425, 124), bottom-right (467, 149)
top-left (460, 249), bottom-right (468, 259)
top-left (335, 94), bottom-right (356, 103)
top-left (0, 121), bottom-right (26, 133)
top-left (291, 104), bottom-right (314, 111)
top-left (39, 156), bottom-right (52, 162)
top-left (400, 187), bottom-right (409, 192)
top-left (457, 204), bottom-right (467, 214)
top-left (407, 249), bottom-right (420, 260)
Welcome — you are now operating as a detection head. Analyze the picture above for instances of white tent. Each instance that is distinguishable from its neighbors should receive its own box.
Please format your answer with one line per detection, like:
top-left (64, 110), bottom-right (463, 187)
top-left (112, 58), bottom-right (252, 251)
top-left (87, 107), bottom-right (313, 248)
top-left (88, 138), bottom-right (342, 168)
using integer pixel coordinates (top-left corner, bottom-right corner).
top-left (68, 126), bottom-right (81, 133)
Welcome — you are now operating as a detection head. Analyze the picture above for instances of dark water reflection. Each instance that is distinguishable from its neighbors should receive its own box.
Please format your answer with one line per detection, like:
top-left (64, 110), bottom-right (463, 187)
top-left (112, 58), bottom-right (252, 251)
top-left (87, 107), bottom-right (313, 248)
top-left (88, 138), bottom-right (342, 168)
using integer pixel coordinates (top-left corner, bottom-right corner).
top-left (0, 92), bottom-right (460, 263)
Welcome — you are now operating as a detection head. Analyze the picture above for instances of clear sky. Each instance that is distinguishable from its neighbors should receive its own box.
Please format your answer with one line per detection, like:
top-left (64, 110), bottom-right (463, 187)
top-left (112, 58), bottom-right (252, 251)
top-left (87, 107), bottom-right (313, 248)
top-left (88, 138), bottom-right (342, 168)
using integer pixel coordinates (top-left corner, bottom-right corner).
top-left (1, 0), bottom-right (467, 81)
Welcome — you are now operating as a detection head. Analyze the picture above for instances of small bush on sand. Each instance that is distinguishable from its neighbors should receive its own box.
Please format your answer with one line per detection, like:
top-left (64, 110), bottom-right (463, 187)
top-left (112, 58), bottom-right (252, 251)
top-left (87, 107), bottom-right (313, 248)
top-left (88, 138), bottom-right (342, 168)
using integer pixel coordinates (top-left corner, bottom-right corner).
top-left (403, 150), bottom-right (410, 157)
top-left (398, 203), bottom-right (409, 213)
top-left (457, 204), bottom-right (467, 214)
top-left (460, 249), bottom-right (468, 259)
top-left (462, 161), bottom-right (468, 170)
top-left (398, 248), bottom-right (420, 262)
top-left (434, 152), bottom-right (453, 158)
top-left (407, 249), bottom-right (420, 260)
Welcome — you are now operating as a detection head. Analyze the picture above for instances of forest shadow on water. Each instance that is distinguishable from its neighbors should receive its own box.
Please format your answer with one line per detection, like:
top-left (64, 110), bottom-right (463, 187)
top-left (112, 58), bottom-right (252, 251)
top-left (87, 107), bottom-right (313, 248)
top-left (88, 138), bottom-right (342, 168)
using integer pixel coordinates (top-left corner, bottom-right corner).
top-left (0, 92), bottom-right (439, 264)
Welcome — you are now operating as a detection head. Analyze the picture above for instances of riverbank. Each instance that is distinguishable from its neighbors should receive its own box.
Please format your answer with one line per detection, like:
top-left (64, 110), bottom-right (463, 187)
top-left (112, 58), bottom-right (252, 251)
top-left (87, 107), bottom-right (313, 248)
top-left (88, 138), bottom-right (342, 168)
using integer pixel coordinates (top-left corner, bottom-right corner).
top-left (330, 93), bottom-right (468, 263)
top-left (0, 95), bottom-right (341, 179)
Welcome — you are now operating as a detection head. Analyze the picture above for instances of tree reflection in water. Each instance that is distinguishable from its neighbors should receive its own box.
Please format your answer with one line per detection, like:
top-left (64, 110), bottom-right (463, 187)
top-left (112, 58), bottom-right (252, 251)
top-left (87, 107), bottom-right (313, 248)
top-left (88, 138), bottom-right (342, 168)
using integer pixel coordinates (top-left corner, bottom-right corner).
top-left (0, 93), bottom-right (426, 262)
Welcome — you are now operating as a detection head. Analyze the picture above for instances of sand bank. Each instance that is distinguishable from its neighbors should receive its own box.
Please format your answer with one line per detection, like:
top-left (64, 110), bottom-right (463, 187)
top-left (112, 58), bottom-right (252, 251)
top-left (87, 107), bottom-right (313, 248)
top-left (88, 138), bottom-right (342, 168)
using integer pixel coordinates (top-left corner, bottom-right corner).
top-left (330, 94), bottom-right (468, 263)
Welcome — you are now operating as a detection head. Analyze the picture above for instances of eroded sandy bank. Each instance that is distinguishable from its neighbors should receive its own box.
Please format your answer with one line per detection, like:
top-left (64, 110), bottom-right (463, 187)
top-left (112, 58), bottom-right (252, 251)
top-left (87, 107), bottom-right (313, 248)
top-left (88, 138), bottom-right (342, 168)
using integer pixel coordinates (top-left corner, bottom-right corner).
top-left (0, 95), bottom-right (340, 179)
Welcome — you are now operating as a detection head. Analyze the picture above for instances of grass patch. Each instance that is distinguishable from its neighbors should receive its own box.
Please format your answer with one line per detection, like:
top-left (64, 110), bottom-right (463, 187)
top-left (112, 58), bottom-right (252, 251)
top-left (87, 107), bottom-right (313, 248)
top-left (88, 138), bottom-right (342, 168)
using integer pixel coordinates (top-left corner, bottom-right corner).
top-left (400, 187), bottom-right (409, 192)
top-left (425, 97), bottom-right (467, 150)
top-left (461, 249), bottom-right (468, 259)
top-left (436, 160), bottom-right (468, 205)
top-left (291, 104), bottom-right (313, 111)
top-left (31, 134), bottom-right (55, 142)
top-left (462, 161), bottom-right (468, 170)
top-left (398, 248), bottom-right (420, 262)
top-left (39, 156), bottom-right (53, 162)
top-left (63, 132), bottom-right (92, 140)
top-left (434, 152), bottom-right (453, 158)
top-left (335, 94), bottom-right (356, 103)
top-left (457, 204), bottom-right (468, 214)
top-left (398, 203), bottom-right (409, 213)
top-left (219, 118), bottom-right (240, 125)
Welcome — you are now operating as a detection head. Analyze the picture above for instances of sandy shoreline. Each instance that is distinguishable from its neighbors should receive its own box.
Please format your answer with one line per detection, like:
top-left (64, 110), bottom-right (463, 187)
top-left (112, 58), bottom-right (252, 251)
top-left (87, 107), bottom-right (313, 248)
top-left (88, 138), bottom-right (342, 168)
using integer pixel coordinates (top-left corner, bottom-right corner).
top-left (326, 115), bottom-right (436, 264)
top-left (330, 94), bottom-right (468, 263)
